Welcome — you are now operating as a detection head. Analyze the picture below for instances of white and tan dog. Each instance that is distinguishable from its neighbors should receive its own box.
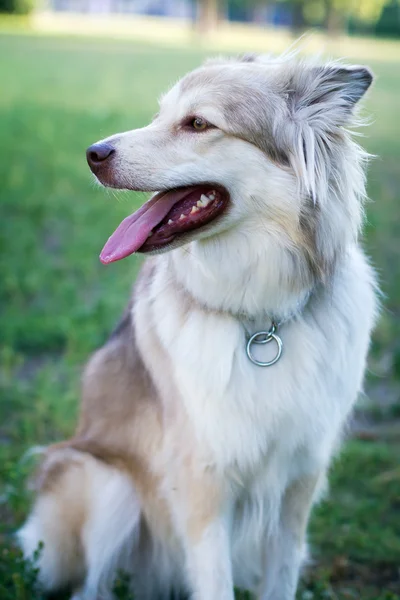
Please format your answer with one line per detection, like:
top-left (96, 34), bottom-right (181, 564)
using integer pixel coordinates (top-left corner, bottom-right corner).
top-left (19, 53), bottom-right (377, 600)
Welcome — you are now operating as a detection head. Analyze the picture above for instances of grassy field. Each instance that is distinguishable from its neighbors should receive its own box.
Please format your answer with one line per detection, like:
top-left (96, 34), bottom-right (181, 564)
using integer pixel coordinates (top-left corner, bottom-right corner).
top-left (0, 24), bottom-right (400, 600)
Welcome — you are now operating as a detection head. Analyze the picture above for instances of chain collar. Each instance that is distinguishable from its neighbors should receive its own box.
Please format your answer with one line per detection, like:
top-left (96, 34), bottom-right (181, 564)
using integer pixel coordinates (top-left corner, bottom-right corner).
top-left (246, 322), bottom-right (283, 367)
top-left (245, 288), bottom-right (313, 368)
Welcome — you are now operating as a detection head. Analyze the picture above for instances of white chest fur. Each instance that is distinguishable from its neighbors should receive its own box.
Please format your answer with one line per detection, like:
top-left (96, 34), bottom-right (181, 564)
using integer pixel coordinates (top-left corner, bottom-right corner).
top-left (134, 245), bottom-right (376, 481)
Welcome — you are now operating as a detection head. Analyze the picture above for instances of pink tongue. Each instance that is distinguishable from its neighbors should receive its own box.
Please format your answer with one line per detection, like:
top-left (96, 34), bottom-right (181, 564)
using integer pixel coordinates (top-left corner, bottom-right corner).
top-left (100, 189), bottom-right (190, 264)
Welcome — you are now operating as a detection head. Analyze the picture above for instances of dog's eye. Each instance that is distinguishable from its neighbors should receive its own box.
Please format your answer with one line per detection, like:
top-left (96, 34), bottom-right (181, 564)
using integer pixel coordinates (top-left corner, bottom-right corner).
top-left (192, 117), bottom-right (208, 131)
top-left (185, 117), bottom-right (212, 132)
top-left (181, 116), bottom-right (214, 132)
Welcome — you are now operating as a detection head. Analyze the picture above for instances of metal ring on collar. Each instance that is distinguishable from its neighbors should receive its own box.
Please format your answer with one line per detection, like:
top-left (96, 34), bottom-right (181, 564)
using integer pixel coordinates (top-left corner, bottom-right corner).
top-left (246, 330), bottom-right (283, 367)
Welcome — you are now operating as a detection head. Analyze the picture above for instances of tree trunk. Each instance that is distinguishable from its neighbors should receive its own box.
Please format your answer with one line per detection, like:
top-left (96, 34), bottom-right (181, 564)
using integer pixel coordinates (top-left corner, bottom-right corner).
top-left (291, 0), bottom-right (305, 36)
top-left (324, 0), bottom-right (345, 36)
top-left (196, 0), bottom-right (219, 33)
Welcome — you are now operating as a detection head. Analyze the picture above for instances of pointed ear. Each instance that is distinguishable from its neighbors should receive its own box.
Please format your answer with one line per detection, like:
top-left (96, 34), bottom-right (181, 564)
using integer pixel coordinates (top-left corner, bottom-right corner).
top-left (290, 64), bottom-right (373, 127)
top-left (285, 63), bottom-right (373, 201)
top-left (324, 65), bottom-right (373, 105)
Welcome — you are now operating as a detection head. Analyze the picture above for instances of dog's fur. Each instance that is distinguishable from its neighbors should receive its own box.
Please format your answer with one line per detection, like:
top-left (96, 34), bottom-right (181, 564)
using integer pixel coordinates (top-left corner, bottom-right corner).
top-left (19, 53), bottom-right (377, 600)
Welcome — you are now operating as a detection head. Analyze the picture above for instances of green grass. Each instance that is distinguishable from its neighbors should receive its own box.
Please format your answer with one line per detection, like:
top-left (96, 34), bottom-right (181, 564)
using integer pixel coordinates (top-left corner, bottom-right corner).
top-left (0, 27), bottom-right (399, 600)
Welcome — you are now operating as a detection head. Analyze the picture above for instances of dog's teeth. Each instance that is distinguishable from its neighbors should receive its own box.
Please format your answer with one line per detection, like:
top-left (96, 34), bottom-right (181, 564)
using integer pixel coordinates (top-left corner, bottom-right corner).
top-left (190, 206), bottom-right (199, 214)
top-left (168, 219), bottom-right (173, 225)
top-left (200, 194), bottom-right (210, 206)
top-left (197, 195), bottom-right (210, 208)
top-left (179, 214), bottom-right (185, 220)
top-left (208, 193), bottom-right (215, 200)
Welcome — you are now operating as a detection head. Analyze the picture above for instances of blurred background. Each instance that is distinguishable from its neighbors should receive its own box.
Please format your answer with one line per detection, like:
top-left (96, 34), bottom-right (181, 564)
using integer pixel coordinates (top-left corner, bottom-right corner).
top-left (0, 0), bottom-right (399, 598)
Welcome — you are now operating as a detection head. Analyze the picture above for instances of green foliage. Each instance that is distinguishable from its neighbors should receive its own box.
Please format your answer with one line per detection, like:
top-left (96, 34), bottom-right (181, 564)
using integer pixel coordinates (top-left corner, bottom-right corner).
top-left (376, 0), bottom-right (400, 37)
top-left (112, 572), bottom-right (135, 600)
top-left (0, 543), bottom-right (134, 600)
top-left (311, 441), bottom-right (400, 564)
top-left (0, 0), bottom-right (34, 15)
top-left (275, 0), bottom-right (388, 31)
top-left (0, 542), bottom-right (44, 600)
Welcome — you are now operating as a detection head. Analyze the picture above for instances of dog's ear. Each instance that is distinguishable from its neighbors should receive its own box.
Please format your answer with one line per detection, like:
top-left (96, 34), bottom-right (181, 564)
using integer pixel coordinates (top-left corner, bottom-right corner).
top-left (285, 63), bottom-right (373, 201)
top-left (289, 64), bottom-right (373, 125)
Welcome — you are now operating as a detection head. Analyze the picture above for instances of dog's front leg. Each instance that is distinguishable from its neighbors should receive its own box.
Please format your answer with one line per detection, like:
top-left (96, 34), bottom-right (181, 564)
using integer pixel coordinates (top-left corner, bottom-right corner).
top-left (185, 515), bottom-right (234, 600)
top-left (167, 466), bottom-right (234, 600)
top-left (258, 472), bottom-right (324, 600)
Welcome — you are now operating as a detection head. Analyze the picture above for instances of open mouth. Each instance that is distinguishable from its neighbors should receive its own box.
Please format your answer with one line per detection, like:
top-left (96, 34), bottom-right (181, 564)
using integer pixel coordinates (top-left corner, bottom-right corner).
top-left (100, 184), bottom-right (230, 264)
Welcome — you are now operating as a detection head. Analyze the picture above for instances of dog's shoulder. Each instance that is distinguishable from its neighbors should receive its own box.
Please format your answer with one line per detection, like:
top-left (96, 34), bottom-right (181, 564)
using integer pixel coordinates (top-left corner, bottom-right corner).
top-left (77, 260), bottom-right (159, 436)
top-left (106, 258), bottom-right (157, 347)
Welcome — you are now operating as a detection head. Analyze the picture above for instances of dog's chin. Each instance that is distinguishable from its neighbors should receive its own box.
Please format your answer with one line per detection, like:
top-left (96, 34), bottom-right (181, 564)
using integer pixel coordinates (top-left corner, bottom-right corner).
top-left (99, 183), bottom-right (231, 264)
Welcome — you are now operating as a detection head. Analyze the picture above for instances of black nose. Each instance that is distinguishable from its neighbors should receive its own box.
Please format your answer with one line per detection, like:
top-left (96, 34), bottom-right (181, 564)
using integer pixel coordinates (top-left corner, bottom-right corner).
top-left (86, 142), bottom-right (115, 169)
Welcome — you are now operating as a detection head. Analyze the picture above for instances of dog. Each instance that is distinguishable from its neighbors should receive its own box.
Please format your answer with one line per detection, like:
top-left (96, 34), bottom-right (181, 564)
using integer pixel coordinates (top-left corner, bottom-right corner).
top-left (19, 53), bottom-right (377, 600)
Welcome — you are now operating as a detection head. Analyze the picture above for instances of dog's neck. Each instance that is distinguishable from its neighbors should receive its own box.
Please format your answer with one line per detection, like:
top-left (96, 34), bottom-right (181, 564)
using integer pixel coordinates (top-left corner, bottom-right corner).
top-left (169, 227), bottom-right (316, 324)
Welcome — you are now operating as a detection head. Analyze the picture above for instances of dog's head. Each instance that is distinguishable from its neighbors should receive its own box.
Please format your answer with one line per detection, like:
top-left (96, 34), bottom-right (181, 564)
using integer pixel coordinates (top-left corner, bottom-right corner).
top-left (87, 54), bottom-right (372, 279)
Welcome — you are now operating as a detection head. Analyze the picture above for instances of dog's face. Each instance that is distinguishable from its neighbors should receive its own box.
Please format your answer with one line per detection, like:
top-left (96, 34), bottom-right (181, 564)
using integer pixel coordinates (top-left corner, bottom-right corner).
top-left (87, 55), bottom-right (372, 270)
